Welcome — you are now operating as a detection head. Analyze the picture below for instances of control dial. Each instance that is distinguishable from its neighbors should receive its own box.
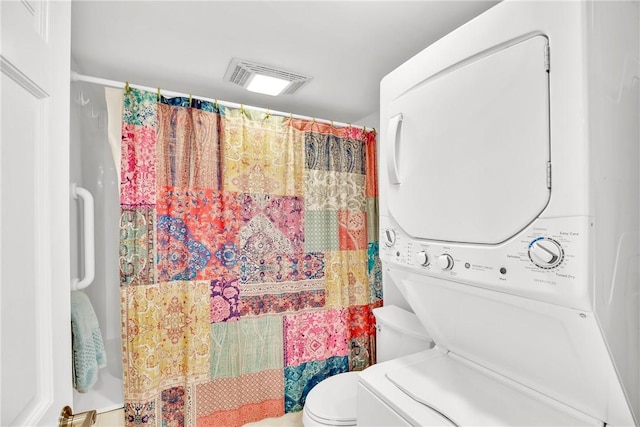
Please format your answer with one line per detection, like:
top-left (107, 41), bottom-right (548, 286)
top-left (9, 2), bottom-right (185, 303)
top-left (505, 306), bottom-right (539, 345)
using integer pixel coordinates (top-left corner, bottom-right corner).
top-left (528, 237), bottom-right (564, 269)
top-left (416, 251), bottom-right (430, 266)
top-left (383, 229), bottom-right (397, 247)
top-left (437, 254), bottom-right (454, 271)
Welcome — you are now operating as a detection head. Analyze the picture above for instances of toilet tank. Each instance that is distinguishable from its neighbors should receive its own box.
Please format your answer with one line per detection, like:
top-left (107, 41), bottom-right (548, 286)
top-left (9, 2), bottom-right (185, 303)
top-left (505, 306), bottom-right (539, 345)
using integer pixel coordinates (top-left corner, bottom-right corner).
top-left (373, 305), bottom-right (433, 363)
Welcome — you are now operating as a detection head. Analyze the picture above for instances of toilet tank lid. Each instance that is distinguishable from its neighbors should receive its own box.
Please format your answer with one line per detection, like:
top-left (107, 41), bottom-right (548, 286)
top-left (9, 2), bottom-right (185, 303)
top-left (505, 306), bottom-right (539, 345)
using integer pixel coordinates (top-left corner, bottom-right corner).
top-left (373, 305), bottom-right (432, 342)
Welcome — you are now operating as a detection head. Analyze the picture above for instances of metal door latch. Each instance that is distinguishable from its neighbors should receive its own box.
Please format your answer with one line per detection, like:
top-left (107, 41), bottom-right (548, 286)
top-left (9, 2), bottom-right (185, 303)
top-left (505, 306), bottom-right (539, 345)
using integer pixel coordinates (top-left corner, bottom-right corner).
top-left (59, 406), bottom-right (97, 427)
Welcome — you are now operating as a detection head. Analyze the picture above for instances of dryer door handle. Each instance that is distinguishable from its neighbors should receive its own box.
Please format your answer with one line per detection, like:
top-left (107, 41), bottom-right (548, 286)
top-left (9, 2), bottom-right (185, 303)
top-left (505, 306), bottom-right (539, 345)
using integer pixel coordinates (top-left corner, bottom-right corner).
top-left (387, 113), bottom-right (403, 185)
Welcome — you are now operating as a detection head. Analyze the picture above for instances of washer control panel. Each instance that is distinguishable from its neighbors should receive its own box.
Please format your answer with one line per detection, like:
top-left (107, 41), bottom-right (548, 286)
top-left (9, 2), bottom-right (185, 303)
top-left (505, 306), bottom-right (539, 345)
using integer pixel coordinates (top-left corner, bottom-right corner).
top-left (380, 215), bottom-right (591, 309)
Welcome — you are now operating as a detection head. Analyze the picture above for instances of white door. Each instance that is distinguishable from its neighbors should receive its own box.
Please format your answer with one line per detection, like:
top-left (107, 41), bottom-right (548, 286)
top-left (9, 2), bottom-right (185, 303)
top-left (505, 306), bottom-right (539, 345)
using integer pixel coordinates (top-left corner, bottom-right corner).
top-left (1, 1), bottom-right (73, 425)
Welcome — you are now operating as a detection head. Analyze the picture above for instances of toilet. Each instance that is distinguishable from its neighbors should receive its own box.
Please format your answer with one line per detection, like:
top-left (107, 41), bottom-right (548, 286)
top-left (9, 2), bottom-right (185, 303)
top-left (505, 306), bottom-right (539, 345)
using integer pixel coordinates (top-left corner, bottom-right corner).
top-left (301, 305), bottom-right (433, 426)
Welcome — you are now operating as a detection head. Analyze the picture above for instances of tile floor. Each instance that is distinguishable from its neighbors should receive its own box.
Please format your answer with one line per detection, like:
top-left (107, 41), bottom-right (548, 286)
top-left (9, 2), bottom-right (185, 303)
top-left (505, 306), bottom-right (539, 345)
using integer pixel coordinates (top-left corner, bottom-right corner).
top-left (244, 412), bottom-right (303, 426)
top-left (94, 408), bottom-right (124, 427)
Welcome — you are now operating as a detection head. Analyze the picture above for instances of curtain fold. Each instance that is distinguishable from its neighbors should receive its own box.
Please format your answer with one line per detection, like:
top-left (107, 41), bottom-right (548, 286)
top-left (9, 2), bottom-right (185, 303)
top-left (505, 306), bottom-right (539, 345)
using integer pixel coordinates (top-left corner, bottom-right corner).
top-left (119, 88), bottom-right (380, 427)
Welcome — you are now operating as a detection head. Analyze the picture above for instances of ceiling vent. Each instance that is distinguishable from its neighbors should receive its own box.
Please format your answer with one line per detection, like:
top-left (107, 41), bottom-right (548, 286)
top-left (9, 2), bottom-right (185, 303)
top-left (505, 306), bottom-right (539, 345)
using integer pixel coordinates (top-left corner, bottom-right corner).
top-left (223, 58), bottom-right (312, 96)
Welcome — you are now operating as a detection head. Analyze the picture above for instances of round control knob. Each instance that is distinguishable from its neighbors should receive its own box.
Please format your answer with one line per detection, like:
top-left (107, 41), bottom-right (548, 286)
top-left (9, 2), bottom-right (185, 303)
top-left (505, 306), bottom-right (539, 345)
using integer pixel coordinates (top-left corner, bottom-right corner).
top-left (416, 251), bottom-right (430, 266)
top-left (383, 229), bottom-right (396, 247)
top-left (528, 237), bottom-right (564, 269)
top-left (437, 254), bottom-right (454, 271)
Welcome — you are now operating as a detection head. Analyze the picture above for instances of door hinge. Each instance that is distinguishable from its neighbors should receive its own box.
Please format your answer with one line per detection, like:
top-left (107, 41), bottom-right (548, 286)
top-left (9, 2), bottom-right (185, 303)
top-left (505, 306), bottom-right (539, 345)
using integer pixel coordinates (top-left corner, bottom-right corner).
top-left (547, 161), bottom-right (552, 189)
top-left (544, 44), bottom-right (550, 72)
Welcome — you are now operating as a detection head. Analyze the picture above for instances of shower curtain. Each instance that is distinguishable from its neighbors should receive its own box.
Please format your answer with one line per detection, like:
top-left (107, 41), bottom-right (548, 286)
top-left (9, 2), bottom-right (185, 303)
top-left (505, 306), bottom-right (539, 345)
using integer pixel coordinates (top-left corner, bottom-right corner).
top-left (119, 88), bottom-right (381, 427)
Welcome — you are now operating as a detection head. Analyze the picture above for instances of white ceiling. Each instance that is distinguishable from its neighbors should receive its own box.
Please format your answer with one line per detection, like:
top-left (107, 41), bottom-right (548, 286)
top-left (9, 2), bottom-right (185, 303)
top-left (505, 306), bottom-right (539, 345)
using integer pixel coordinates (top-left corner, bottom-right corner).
top-left (71, 1), bottom-right (499, 125)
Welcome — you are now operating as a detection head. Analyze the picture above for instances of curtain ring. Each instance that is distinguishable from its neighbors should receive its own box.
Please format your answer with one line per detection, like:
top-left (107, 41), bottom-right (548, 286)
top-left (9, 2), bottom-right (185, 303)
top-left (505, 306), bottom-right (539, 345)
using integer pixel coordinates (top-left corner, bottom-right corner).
top-left (189, 94), bottom-right (192, 107)
top-left (330, 120), bottom-right (334, 128)
top-left (241, 104), bottom-right (245, 115)
top-left (265, 108), bottom-right (270, 120)
top-left (215, 99), bottom-right (219, 112)
top-left (157, 88), bottom-right (161, 101)
top-left (125, 82), bottom-right (130, 93)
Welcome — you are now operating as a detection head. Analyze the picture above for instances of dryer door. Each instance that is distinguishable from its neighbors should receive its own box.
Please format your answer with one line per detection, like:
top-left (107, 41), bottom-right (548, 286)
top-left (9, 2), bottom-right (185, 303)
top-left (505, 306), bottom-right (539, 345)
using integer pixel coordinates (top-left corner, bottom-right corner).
top-left (386, 36), bottom-right (550, 245)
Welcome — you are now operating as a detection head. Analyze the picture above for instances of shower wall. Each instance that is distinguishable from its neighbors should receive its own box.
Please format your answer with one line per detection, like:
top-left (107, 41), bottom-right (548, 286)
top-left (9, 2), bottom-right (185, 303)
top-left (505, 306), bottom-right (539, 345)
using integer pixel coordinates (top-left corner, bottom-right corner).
top-left (70, 81), bottom-right (123, 413)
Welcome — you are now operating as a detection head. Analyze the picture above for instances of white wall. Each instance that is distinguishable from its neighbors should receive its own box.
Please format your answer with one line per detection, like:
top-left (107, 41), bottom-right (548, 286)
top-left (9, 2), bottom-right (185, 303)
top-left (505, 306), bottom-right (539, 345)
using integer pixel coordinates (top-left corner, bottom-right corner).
top-left (356, 110), bottom-right (380, 132)
top-left (70, 91), bottom-right (82, 281)
top-left (70, 80), bottom-right (124, 412)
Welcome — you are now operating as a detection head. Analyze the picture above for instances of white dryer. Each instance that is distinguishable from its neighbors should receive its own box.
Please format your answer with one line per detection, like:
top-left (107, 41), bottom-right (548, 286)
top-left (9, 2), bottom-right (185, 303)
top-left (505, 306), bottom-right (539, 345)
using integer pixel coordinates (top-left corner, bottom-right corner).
top-left (362, 0), bottom-right (640, 425)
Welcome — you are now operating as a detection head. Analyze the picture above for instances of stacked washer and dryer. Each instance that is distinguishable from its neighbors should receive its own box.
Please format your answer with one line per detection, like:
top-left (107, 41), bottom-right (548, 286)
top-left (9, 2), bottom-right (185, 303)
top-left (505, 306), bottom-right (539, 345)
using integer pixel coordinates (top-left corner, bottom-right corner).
top-left (360, 0), bottom-right (640, 425)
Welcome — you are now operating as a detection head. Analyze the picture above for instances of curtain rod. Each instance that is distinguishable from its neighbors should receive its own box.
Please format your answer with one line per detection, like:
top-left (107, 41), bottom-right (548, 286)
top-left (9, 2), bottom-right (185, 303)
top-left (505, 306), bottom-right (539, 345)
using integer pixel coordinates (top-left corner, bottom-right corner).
top-left (70, 71), bottom-right (369, 131)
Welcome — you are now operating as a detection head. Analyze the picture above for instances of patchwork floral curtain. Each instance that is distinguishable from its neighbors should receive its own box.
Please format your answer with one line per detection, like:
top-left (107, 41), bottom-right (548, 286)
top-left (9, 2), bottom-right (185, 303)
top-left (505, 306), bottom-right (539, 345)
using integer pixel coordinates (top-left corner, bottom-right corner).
top-left (119, 88), bottom-right (381, 427)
